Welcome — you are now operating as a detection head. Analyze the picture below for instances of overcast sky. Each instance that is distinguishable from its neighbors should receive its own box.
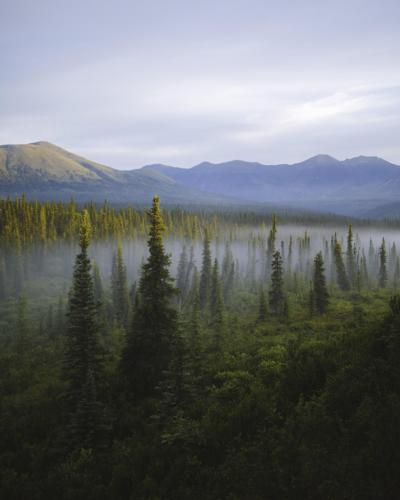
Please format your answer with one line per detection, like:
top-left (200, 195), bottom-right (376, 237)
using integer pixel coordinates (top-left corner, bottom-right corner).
top-left (1, 0), bottom-right (400, 168)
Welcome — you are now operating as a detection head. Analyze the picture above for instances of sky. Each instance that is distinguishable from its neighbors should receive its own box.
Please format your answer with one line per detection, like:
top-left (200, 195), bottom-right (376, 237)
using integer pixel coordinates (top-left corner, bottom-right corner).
top-left (1, 0), bottom-right (400, 169)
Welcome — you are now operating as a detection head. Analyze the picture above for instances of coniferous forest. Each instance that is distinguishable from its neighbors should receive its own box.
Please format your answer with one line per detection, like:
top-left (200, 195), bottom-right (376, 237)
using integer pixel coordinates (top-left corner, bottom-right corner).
top-left (1, 195), bottom-right (400, 499)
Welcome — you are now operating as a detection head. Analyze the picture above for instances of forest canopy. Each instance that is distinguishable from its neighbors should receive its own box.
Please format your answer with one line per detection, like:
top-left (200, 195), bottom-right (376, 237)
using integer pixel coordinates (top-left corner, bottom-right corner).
top-left (1, 195), bottom-right (400, 499)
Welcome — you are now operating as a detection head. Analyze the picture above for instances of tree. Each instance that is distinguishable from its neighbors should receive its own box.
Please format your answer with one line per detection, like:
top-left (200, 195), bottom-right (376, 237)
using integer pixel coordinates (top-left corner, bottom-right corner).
top-left (269, 251), bottom-right (285, 315)
top-left (210, 258), bottom-right (224, 329)
top-left (334, 241), bottom-right (350, 291)
top-left (121, 196), bottom-right (178, 398)
top-left (378, 238), bottom-right (388, 288)
top-left (266, 214), bottom-right (277, 280)
top-left (346, 224), bottom-right (356, 287)
top-left (111, 244), bottom-right (129, 327)
top-left (64, 210), bottom-right (103, 448)
top-left (199, 230), bottom-right (212, 309)
top-left (176, 245), bottom-right (189, 309)
top-left (313, 252), bottom-right (329, 314)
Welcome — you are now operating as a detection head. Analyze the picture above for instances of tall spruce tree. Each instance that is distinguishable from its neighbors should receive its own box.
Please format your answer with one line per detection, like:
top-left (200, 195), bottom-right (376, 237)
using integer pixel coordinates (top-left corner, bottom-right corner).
top-left (269, 250), bottom-right (285, 315)
top-left (378, 238), bottom-right (388, 288)
top-left (121, 196), bottom-right (178, 397)
top-left (64, 210), bottom-right (103, 448)
top-left (313, 252), bottom-right (329, 314)
top-left (334, 241), bottom-right (350, 291)
top-left (266, 214), bottom-right (277, 280)
top-left (199, 230), bottom-right (212, 309)
top-left (210, 258), bottom-right (224, 328)
top-left (346, 224), bottom-right (356, 287)
top-left (111, 244), bottom-right (130, 327)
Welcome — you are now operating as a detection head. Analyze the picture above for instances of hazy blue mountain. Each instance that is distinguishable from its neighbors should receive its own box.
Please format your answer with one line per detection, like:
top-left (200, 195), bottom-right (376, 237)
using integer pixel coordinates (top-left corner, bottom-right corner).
top-left (1, 142), bottom-right (400, 216)
top-left (147, 154), bottom-right (400, 215)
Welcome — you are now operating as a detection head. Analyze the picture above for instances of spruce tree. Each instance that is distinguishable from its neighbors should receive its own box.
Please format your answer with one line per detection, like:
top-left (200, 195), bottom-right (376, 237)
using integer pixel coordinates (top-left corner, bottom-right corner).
top-left (64, 210), bottom-right (103, 448)
top-left (266, 214), bottom-right (277, 280)
top-left (92, 261), bottom-right (104, 304)
top-left (269, 251), bottom-right (285, 315)
top-left (121, 196), bottom-right (178, 397)
top-left (210, 258), bottom-right (224, 329)
top-left (346, 224), bottom-right (356, 287)
top-left (199, 230), bottom-right (212, 309)
top-left (111, 244), bottom-right (129, 327)
top-left (313, 252), bottom-right (329, 314)
top-left (378, 238), bottom-right (388, 288)
top-left (334, 241), bottom-right (350, 291)
top-left (176, 245), bottom-right (189, 309)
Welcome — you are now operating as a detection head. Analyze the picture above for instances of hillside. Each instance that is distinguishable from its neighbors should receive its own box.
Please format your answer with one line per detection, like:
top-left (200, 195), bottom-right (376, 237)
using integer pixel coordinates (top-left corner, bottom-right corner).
top-left (1, 142), bottom-right (400, 216)
top-left (0, 142), bottom-right (230, 205)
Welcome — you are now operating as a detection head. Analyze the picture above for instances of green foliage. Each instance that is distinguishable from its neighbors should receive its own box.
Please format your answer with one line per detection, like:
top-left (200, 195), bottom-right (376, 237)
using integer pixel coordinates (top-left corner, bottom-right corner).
top-left (2, 197), bottom-right (400, 499)
top-left (121, 196), bottom-right (178, 397)
top-left (269, 250), bottom-right (285, 315)
top-left (312, 252), bottom-right (329, 314)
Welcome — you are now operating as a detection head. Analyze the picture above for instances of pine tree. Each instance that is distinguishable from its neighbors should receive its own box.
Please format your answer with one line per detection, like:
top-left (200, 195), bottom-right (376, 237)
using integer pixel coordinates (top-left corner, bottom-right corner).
top-left (346, 224), bottom-right (356, 287)
top-left (121, 196), bottom-right (178, 397)
top-left (313, 252), bottom-right (329, 314)
top-left (111, 244), bottom-right (129, 327)
top-left (269, 251), bottom-right (285, 315)
top-left (92, 261), bottom-right (104, 304)
top-left (266, 214), bottom-right (277, 280)
top-left (210, 258), bottom-right (224, 329)
top-left (378, 238), bottom-right (388, 288)
top-left (199, 230), bottom-right (212, 309)
top-left (176, 245), bottom-right (189, 309)
top-left (64, 210), bottom-right (101, 425)
top-left (334, 241), bottom-right (350, 291)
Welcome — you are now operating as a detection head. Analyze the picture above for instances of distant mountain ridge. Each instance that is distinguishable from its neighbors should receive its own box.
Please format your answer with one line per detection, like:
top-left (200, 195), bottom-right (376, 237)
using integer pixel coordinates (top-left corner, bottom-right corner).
top-left (1, 141), bottom-right (400, 217)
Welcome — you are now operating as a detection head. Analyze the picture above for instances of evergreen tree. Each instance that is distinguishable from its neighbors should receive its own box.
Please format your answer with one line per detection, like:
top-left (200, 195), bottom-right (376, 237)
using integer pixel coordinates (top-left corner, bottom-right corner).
top-left (269, 251), bottom-right (285, 315)
top-left (210, 258), bottom-right (224, 329)
top-left (111, 244), bottom-right (129, 327)
top-left (334, 241), bottom-right (350, 291)
top-left (176, 245), bottom-right (189, 309)
top-left (266, 214), bottom-right (277, 280)
top-left (346, 224), bottom-right (356, 287)
top-left (121, 196), bottom-right (178, 397)
top-left (199, 230), bottom-right (212, 310)
top-left (313, 252), bottom-right (329, 314)
top-left (64, 210), bottom-right (102, 437)
top-left (92, 261), bottom-right (104, 304)
top-left (378, 238), bottom-right (388, 288)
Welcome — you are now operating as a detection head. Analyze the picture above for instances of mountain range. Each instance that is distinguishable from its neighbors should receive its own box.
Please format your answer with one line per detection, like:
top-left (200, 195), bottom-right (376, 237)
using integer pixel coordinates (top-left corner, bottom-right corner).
top-left (1, 141), bottom-right (399, 217)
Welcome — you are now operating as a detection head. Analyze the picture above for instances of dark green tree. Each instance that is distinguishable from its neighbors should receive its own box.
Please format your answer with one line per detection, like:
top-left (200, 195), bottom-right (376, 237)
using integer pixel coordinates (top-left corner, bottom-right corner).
top-left (121, 196), bottom-right (178, 397)
top-left (313, 252), bottom-right (329, 314)
top-left (210, 258), bottom-right (224, 329)
top-left (269, 251), bottom-right (285, 315)
top-left (378, 238), bottom-right (388, 288)
top-left (334, 241), bottom-right (350, 291)
top-left (64, 210), bottom-right (103, 447)
top-left (199, 230), bottom-right (212, 309)
top-left (346, 224), bottom-right (356, 287)
top-left (111, 244), bottom-right (129, 327)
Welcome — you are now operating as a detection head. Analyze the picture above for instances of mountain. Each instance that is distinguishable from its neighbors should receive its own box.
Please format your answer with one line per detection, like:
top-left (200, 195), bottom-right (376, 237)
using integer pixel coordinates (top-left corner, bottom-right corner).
top-left (147, 154), bottom-right (400, 215)
top-left (1, 142), bottom-right (400, 216)
top-left (0, 142), bottom-right (231, 205)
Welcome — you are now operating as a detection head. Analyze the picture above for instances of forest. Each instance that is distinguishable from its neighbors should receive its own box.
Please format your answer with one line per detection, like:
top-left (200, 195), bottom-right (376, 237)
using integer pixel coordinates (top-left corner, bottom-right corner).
top-left (1, 195), bottom-right (400, 499)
